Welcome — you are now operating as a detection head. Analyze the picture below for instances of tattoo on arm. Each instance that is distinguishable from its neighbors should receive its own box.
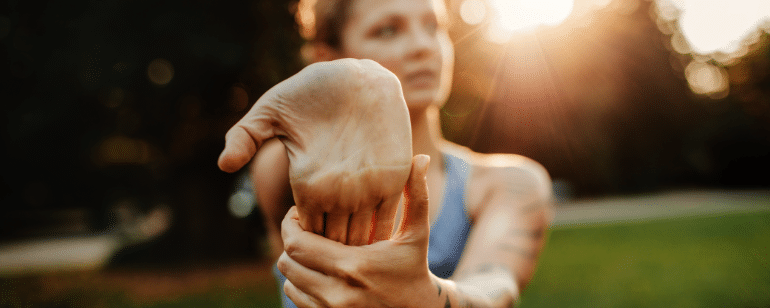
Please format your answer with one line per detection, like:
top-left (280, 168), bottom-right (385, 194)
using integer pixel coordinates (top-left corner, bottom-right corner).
top-left (499, 227), bottom-right (543, 259)
top-left (507, 228), bottom-right (544, 238)
top-left (518, 201), bottom-right (543, 215)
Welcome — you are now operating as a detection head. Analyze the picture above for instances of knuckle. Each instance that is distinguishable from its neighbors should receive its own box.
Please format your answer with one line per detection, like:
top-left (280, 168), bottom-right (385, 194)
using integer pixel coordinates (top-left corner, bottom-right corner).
top-left (336, 259), bottom-right (366, 287)
top-left (283, 237), bottom-right (299, 255)
top-left (276, 254), bottom-right (289, 275)
top-left (280, 211), bottom-right (296, 232)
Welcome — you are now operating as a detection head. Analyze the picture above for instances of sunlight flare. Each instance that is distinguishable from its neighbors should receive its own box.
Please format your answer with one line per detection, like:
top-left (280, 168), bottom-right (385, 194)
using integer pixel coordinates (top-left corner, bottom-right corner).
top-left (460, 0), bottom-right (487, 25)
top-left (489, 0), bottom-right (574, 33)
top-left (656, 0), bottom-right (770, 55)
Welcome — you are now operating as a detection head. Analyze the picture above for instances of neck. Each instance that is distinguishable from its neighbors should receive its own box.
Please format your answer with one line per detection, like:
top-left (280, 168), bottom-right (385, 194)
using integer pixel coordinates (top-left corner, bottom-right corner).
top-left (410, 106), bottom-right (444, 165)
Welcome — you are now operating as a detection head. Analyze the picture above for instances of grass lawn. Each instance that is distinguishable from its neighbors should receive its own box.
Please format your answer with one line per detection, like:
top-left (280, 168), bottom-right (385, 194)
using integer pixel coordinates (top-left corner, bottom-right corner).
top-left (519, 212), bottom-right (770, 308)
top-left (2, 212), bottom-right (768, 307)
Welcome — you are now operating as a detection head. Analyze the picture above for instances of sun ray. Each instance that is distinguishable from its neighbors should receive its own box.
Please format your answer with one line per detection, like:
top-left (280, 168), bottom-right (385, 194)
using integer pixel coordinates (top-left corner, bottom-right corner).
top-left (466, 37), bottom-right (514, 148)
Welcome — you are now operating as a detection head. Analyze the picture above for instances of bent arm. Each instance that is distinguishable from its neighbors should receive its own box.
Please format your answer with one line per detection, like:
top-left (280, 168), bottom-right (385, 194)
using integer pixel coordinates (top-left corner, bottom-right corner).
top-left (438, 161), bottom-right (554, 307)
top-left (276, 155), bottom-right (553, 307)
top-left (251, 138), bottom-right (294, 260)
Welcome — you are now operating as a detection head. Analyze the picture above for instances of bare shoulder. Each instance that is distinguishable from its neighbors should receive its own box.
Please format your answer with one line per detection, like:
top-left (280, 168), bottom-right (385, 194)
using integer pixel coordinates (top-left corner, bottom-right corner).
top-left (442, 142), bottom-right (552, 216)
top-left (472, 152), bottom-right (552, 202)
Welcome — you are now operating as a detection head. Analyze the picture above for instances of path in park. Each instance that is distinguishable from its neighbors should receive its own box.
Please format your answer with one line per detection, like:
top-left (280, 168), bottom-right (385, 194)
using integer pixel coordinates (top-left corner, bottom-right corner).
top-left (552, 189), bottom-right (770, 228)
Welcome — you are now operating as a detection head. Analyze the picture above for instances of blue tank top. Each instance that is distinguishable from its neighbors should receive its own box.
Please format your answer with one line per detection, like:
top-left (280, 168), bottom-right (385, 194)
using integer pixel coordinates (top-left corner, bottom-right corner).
top-left (274, 152), bottom-right (472, 307)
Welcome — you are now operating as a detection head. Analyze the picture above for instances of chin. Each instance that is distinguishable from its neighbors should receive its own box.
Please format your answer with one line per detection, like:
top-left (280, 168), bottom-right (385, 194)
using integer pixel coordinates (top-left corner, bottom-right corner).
top-left (406, 101), bottom-right (433, 113)
top-left (405, 95), bottom-right (439, 111)
top-left (404, 88), bottom-right (447, 109)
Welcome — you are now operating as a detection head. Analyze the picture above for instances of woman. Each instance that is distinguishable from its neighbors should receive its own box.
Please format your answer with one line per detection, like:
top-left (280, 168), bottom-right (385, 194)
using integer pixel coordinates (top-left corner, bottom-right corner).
top-left (225, 0), bottom-right (554, 306)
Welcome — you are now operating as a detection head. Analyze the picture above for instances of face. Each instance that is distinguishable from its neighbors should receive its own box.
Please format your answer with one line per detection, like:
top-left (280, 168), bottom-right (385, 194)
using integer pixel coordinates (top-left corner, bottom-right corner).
top-left (338, 0), bottom-right (454, 110)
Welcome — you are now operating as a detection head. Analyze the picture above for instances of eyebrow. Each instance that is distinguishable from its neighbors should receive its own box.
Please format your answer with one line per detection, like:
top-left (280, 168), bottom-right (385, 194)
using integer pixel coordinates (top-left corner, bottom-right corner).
top-left (368, 9), bottom-right (441, 27)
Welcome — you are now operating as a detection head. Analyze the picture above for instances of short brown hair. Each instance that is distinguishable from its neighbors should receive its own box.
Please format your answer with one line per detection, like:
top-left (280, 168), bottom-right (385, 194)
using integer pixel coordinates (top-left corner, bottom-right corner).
top-left (295, 0), bottom-right (354, 49)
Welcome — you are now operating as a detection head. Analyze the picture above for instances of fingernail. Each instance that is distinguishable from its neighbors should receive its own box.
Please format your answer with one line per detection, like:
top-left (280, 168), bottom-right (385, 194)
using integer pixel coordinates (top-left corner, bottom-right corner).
top-left (417, 154), bottom-right (430, 173)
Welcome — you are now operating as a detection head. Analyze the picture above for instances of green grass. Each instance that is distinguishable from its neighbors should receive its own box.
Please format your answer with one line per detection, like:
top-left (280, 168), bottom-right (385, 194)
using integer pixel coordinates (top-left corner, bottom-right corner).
top-left (3, 212), bottom-right (768, 307)
top-left (519, 212), bottom-right (770, 308)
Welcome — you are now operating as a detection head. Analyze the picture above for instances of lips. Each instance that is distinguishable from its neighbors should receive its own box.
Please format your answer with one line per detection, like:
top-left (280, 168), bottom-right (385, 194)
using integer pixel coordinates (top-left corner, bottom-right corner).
top-left (404, 69), bottom-right (437, 88)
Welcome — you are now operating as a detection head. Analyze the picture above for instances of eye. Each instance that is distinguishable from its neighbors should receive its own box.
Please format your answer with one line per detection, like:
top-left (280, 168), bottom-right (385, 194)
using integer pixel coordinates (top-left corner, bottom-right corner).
top-left (369, 17), bottom-right (404, 39)
top-left (373, 25), bottom-right (398, 39)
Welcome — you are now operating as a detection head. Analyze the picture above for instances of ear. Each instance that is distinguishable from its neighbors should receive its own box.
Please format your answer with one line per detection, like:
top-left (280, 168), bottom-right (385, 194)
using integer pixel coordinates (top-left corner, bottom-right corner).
top-left (301, 42), bottom-right (341, 64)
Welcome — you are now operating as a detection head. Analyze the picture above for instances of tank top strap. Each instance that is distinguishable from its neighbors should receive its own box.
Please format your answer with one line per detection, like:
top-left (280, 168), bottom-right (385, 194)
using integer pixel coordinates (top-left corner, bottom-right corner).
top-left (427, 152), bottom-right (473, 279)
top-left (440, 152), bottom-right (470, 216)
top-left (274, 151), bottom-right (474, 307)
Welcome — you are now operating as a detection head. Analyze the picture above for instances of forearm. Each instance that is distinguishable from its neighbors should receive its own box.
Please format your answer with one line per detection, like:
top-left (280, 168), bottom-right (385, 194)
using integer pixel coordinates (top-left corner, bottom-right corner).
top-left (430, 270), bottom-right (519, 308)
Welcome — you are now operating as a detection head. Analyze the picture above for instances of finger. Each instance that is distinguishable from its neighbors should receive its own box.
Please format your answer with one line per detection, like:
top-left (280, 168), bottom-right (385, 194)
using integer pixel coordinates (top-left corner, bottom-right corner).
top-left (370, 194), bottom-right (400, 243)
top-left (218, 114), bottom-right (277, 173)
top-left (396, 154), bottom-right (431, 239)
top-left (282, 206), bottom-right (300, 242)
top-left (284, 280), bottom-right (323, 308)
top-left (282, 208), bottom-right (359, 277)
top-left (278, 252), bottom-right (334, 307)
top-left (347, 210), bottom-right (374, 246)
top-left (325, 212), bottom-right (350, 244)
top-left (218, 126), bottom-right (258, 173)
top-left (296, 206), bottom-right (325, 235)
top-left (283, 206), bottom-right (323, 244)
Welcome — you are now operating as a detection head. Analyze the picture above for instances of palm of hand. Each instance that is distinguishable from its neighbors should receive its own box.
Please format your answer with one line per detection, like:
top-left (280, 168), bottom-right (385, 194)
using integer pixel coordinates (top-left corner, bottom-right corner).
top-left (219, 59), bottom-right (413, 245)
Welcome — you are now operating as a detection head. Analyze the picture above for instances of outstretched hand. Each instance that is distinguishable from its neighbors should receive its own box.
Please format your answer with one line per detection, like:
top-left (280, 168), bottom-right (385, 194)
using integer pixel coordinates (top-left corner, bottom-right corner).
top-left (218, 59), bottom-right (413, 245)
top-left (278, 155), bottom-right (437, 308)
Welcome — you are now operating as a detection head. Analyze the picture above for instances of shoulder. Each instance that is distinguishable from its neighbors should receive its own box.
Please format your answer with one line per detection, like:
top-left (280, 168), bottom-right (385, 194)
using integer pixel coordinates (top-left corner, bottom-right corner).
top-left (441, 142), bottom-right (552, 216)
top-left (472, 153), bottom-right (552, 203)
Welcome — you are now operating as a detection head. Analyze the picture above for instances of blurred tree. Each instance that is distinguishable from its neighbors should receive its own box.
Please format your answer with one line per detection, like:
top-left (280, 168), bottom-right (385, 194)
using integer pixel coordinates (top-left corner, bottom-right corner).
top-left (0, 0), bottom-right (767, 266)
top-left (443, 0), bottom-right (770, 196)
top-left (0, 0), bottom-right (303, 265)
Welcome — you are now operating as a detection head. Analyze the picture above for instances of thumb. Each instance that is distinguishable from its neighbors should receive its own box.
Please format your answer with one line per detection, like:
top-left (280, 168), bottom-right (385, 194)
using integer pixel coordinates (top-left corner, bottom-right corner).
top-left (217, 110), bottom-right (278, 173)
top-left (396, 154), bottom-right (431, 240)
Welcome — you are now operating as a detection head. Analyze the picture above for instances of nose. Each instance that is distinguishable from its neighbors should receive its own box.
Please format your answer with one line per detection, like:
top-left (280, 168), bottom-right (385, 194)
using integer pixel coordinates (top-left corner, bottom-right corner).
top-left (406, 25), bottom-right (436, 60)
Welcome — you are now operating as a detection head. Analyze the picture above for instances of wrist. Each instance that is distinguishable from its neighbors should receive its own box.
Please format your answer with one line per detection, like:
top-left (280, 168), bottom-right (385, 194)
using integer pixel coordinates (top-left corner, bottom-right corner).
top-left (421, 274), bottom-right (456, 308)
top-left (429, 271), bottom-right (519, 308)
top-left (454, 271), bottom-right (519, 308)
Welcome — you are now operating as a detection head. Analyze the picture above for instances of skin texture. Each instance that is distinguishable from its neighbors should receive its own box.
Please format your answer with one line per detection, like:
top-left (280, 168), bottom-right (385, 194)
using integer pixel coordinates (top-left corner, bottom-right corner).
top-left (279, 151), bottom-right (553, 308)
top-left (279, 155), bottom-right (436, 308)
top-left (248, 0), bottom-right (554, 306)
top-left (337, 0), bottom-right (454, 110)
top-left (218, 59), bottom-right (413, 245)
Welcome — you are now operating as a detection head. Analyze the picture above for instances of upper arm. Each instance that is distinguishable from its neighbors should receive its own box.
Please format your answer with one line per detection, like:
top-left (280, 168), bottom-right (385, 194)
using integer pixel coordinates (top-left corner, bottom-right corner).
top-left (453, 156), bottom-right (553, 289)
top-left (250, 138), bottom-right (294, 258)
